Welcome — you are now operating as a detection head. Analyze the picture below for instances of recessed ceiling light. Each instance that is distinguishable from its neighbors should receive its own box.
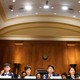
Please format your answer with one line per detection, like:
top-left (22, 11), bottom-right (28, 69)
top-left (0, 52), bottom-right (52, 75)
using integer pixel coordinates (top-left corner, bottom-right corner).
top-left (35, 13), bottom-right (38, 15)
top-left (16, 15), bottom-right (19, 17)
top-left (44, 5), bottom-right (49, 9)
top-left (25, 5), bottom-right (32, 11)
top-left (62, 6), bottom-right (68, 10)
top-left (54, 13), bottom-right (57, 15)
top-left (73, 16), bottom-right (76, 18)
top-left (44, 0), bottom-right (49, 9)
top-left (51, 7), bottom-right (54, 9)
top-left (78, 1), bottom-right (80, 3)
top-left (12, 0), bottom-right (16, 2)
top-left (39, 7), bottom-right (42, 8)
top-left (11, 9), bottom-right (13, 12)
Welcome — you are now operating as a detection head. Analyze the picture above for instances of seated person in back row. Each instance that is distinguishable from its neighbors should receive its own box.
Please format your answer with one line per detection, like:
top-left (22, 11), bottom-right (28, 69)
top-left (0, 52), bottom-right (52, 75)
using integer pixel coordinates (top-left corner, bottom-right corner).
top-left (23, 65), bottom-right (32, 78)
top-left (61, 72), bottom-right (67, 79)
top-left (43, 65), bottom-right (58, 79)
top-left (67, 67), bottom-right (76, 79)
top-left (0, 63), bottom-right (14, 78)
top-left (36, 73), bottom-right (41, 79)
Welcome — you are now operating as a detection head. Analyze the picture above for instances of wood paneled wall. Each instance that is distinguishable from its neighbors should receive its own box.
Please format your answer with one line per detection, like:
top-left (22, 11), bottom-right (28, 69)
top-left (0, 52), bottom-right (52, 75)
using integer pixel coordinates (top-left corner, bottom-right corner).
top-left (0, 40), bottom-right (80, 75)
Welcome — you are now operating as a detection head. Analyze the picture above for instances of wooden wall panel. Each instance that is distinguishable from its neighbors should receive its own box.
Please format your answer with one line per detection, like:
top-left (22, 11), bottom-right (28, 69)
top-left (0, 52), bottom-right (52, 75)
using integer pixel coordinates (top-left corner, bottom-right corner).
top-left (0, 41), bottom-right (80, 75)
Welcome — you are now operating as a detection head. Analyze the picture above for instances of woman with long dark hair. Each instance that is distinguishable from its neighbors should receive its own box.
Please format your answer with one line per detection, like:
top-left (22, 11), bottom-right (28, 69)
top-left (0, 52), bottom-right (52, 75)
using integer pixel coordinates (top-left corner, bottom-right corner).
top-left (67, 67), bottom-right (76, 79)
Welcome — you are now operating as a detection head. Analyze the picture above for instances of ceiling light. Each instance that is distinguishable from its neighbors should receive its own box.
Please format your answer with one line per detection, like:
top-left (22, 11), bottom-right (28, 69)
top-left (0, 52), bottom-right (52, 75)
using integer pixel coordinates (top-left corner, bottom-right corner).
top-left (79, 11), bottom-right (80, 13)
top-left (12, 0), bottom-right (16, 2)
top-left (35, 13), bottom-right (38, 15)
top-left (16, 15), bottom-right (19, 17)
top-left (25, 5), bottom-right (32, 11)
top-left (78, 1), bottom-right (80, 3)
top-left (62, 6), bottom-right (68, 10)
top-left (51, 7), bottom-right (54, 9)
top-left (11, 9), bottom-right (13, 12)
top-left (44, 0), bottom-right (50, 9)
top-left (44, 5), bottom-right (49, 9)
top-left (39, 7), bottom-right (42, 8)
top-left (73, 16), bottom-right (76, 18)
top-left (54, 13), bottom-right (57, 15)
top-left (9, 5), bottom-right (13, 11)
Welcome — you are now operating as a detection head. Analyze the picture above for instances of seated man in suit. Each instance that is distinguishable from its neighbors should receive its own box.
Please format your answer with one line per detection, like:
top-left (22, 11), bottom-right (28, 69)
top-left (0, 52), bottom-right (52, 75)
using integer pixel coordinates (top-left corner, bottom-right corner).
top-left (24, 65), bottom-right (32, 77)
top-left (43, 65), bottom-right (58, 79)
top-left (0, 63), bottom-right (14, 78)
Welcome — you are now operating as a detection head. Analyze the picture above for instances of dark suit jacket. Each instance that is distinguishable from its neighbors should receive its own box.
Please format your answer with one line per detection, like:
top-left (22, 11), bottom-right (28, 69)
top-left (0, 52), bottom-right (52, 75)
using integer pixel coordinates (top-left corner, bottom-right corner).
top-left (44, 73), bottom-right (59, 79)
top-left (22, 74), bottom-right (32, 79)
top-left (67, 75), bottom-right (76, 79)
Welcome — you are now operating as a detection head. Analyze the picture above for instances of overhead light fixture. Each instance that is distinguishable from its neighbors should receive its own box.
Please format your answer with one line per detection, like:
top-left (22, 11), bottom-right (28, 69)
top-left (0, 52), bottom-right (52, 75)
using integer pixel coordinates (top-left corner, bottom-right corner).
top-left (54, 13), bottom-right (57, 15)
top-left (79, 11), bottom-right (80, 13)
top-left (62, 6), bottom-right (68, 10)
top-left (39, 7), bottom-right (42, 8)
top-left (25, 5), bottom-right (32, 11)
top-left (73, 15), bottom-right (76, 18)
top-left (9, 5), bottom-right (14, 12)
top-left (11, 9), bottom-right (14, 12)
top-left (44, 5), bottom-right (49, 9)
top-left (12, 0), bottom-right (16, 2)
top-left (16, 15), bottom-right (19, 17)
top-left (44, 0), bottom-right (50, 9)
top-left (51, 7), bottom-right (54, 9)
top-left (35, 12), bottom-right (38, 15)
top-left (78, 1), bottom-right (80, 3)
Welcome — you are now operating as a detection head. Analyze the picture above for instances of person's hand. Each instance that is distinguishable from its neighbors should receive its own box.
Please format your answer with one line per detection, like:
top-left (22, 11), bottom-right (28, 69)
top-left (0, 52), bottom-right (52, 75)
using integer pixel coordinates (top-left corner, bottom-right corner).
top-left (0, 70), bottom-right (4, 75)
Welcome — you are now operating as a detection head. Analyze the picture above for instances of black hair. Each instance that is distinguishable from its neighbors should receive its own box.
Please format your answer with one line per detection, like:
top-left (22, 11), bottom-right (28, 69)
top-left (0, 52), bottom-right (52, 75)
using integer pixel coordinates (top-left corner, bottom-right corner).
top-left (68, 67), bottom-right (76, 72)
top-left (48, 65), bottom-right (54, 69)
top-left (61, 72), bottom-right (67, 77)
top-left (21, 71), bottom-right (26, 74)
top-left (24, 65), bottom-right (31, 71)
top-left (68, 67), bottom-right (76, 76)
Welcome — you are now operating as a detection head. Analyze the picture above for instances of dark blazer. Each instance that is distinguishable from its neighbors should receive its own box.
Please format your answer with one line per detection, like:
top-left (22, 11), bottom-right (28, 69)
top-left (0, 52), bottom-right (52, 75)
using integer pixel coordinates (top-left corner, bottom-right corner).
top-left (22, 74), bottom-right (32, 79)
top-left (44, 73), bottom-right (59, 79)
top-left (67, 75), bottom-right (76, 79)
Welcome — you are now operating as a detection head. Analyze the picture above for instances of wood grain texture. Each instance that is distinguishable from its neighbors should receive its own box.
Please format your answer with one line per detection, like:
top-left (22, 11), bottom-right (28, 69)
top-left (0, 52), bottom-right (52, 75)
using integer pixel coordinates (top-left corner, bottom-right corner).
top-left (0, 40), bottom-right (80, 75)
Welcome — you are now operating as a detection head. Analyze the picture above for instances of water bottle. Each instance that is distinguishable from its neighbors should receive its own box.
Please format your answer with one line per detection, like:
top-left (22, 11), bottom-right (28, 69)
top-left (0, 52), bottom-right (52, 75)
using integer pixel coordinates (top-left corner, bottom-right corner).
top-left (18, 74), bottom-right (21, 79)
top-left (43, 75), bottom-right (46, 79)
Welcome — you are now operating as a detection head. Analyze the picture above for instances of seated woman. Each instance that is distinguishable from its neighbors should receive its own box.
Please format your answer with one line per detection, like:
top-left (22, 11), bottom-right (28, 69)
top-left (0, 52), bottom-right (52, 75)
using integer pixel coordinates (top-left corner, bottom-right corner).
top-left (61, 72), bottom-right (67, 79)
top-left (36, 73), bottom-right (41, 79)
top-left (43, 65), bottom-right (58, 79)
top-left (67, 67), bottom-right (76, 79)
top-left (0, 63), bottom-right (14, 78)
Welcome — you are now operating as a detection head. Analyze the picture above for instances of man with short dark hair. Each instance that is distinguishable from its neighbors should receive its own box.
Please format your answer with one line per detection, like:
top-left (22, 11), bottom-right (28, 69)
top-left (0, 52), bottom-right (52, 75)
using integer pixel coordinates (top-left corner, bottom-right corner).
top-left (43, 65), bottom-right (58, 79)
top-left (24, 65), bottom-right (32, 76)
top-left (0, 63), bottom-right (14, 78)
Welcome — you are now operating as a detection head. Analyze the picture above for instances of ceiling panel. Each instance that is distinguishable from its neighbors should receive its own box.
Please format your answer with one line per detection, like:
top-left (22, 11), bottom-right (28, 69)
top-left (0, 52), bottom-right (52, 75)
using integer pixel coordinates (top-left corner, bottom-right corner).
top-left (0, 0), bottom-right (80, 19)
